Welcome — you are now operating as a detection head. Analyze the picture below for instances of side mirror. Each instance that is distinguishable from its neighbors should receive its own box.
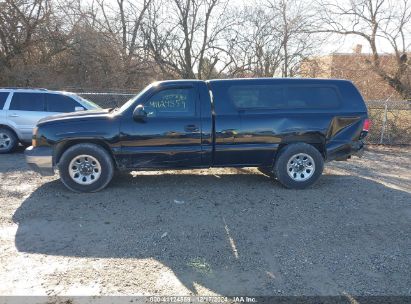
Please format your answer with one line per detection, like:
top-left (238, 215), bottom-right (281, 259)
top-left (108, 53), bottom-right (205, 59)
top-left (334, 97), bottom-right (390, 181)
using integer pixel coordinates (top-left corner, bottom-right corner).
top-left (133, 104), bottom-right (147, 121)
top-left (75, 106), bottom-right (85, 112)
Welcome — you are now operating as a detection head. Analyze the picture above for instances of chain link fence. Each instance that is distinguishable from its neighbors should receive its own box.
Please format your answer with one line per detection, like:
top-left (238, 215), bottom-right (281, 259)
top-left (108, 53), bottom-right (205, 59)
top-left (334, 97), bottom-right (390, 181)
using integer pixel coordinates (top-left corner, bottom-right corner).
top-left (365, 100), bottom-right (411, 145)
top-left (75, 91), bottom-right (411, 146)
top-left (79, 92), bottom-right (136, 108)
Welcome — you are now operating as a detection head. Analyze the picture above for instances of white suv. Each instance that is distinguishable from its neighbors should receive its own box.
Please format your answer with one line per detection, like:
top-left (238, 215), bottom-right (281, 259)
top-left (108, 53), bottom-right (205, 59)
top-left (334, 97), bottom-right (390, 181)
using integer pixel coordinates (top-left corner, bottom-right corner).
top-left (0, 88), bottom-right (101, 153)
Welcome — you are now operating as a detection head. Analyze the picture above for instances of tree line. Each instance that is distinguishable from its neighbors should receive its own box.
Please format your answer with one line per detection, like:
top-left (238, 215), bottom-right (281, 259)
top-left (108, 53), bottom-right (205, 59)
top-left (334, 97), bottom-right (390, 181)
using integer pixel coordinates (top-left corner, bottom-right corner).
top-left (0, 0), bottom-right (410, 99)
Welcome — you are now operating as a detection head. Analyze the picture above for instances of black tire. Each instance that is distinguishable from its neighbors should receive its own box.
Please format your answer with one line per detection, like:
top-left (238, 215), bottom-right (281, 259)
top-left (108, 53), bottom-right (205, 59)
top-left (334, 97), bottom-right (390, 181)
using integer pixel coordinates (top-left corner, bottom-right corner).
top-left (274, 143), bottom-right (324, 189)
top-left (257, 166), bottom-right (275, 178)
top-left (0, 128), bottom-right (19, 154)
top-left (58, 143), bottom-right (114, 193)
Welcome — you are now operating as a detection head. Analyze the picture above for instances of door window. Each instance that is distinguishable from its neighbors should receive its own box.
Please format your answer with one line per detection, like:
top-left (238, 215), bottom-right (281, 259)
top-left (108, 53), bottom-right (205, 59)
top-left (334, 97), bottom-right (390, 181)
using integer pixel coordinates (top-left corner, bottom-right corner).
top-left (9, 93), bottom-right (45, 111)
top-left (46, 94), bottom-right (82, 113)
top-left (0, 92), bottom-right (9, 110)
top-left (144, 88), bottom-right (196, 117)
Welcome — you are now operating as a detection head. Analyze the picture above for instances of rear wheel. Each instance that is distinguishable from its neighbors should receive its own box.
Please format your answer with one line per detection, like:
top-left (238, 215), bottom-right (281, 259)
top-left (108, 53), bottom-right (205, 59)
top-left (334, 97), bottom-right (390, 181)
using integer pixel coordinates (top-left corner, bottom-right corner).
top-left (0, 128), bottom-right (18, 154)
top-left (58, 143), bottom-right (114, 192)
top-left (274, 143), bottom-right (324, 189)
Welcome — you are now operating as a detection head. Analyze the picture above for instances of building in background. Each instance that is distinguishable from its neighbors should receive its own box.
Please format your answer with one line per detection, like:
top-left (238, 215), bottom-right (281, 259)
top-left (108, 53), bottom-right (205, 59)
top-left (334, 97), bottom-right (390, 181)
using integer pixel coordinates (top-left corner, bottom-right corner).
top-left (299, 45), bottom-right (410, 100)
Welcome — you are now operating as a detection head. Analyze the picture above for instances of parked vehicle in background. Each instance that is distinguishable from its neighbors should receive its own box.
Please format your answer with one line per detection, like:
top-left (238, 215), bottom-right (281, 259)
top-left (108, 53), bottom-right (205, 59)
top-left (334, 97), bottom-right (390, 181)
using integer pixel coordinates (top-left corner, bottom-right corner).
top-left (0, 88), bottom-right (101, 153)
top-left (25, 78), bottom-right (369, 192)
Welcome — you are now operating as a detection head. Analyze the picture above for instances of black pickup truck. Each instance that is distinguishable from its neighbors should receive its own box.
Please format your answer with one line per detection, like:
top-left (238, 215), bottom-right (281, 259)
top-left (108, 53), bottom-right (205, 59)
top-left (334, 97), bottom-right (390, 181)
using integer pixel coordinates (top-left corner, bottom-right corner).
top-left (25, 78), bottom-right (369, 192)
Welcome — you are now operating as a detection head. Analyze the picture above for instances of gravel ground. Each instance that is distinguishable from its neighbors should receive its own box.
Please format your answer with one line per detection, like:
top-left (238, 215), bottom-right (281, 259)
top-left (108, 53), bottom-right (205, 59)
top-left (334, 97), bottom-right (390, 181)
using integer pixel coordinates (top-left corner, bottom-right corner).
top-left (0, 146), bottom-right (410, 297)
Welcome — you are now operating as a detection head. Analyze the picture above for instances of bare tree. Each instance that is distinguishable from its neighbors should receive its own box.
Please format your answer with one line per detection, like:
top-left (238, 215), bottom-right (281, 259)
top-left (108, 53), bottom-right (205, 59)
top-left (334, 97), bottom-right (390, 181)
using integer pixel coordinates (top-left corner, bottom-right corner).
top-left (222, 6), bottom-right (282, 77)
top-left (92, 0), bottom-right (152, 86)
top-left (2, 0), bottom-right (407, 96)
top-left (144, 0), bottom-right (234, 79)
top-left (268, 0), bottom-right (318, 77)
top-left (316, 0), bottom-right (411, 99)
top-left (224, 0), bottom-right (317, 78)
top-left (0, 0), bottom-right (51, 69)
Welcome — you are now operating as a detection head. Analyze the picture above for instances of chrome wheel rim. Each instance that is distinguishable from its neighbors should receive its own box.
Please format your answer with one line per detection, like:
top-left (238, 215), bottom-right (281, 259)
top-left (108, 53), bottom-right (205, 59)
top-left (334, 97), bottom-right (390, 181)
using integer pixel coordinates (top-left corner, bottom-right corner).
top-left (0, 133), bottom-right (11, 149)
top-left (69, 155), bottom-right (101, 185)
top-left (286, 153), bottom-right (315, 182)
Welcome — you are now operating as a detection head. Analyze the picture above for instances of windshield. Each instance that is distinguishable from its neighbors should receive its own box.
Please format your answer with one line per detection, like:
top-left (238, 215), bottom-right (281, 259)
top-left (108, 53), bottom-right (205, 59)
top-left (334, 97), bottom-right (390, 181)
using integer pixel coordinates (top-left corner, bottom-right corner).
top-left (118, 84), bottom-right (154, 113)
top-left (70, 94), bottom-right (101, 109)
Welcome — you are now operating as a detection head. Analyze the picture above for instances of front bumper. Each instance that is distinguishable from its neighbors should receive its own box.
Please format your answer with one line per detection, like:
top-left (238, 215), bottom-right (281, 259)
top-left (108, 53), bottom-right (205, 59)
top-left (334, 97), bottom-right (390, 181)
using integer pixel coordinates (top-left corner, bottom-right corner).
top-left (25, 146), bottom-right (55, 176)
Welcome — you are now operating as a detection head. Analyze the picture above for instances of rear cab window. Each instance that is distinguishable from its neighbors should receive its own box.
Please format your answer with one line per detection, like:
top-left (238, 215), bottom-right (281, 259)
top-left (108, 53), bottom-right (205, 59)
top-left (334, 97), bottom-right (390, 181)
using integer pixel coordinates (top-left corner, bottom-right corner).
top-left (228, 85), bottom-right (285, 109)
top-left (9, 93), bottom-right (45, 111)
top-left (0, 92), bottom-right (10, 110)
top-left (209, 79), bottom-right (353, 114)
top-left (286, 86), bottom-right (340, 109)
top-left (228, 85), bottom-right (340, 110)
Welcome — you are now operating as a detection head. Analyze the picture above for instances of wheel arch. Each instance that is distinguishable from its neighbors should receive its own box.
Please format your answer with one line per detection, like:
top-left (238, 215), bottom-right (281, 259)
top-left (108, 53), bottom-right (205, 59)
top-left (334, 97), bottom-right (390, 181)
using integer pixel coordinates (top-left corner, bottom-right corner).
top-left (272, 133), bottom-right (326, 168)
top-left (54, 139), bottom-right (117, 168)
top-left (279, 133), bottom-right (326, 156)
top-left (0, 124), bottom-right (20, 141)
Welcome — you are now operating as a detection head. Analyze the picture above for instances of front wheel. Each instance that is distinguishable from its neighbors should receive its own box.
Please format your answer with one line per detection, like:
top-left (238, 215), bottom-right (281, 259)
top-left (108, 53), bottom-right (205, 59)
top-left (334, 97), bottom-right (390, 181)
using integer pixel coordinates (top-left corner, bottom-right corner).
top-left (274, 143), bottom-right (324, 189)
top-left (58, 143), bottom-right (114, 192)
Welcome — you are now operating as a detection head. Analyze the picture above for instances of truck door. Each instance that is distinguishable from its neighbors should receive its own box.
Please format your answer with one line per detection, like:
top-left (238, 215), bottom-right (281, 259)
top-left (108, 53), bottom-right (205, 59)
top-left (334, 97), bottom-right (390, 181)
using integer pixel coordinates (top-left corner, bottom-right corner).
top-left (208, 81), bottom-right (243, 166)
top-left (118, 84), bottom-right (203, 168)
top-left (209, 80), bottom-right (282, 166)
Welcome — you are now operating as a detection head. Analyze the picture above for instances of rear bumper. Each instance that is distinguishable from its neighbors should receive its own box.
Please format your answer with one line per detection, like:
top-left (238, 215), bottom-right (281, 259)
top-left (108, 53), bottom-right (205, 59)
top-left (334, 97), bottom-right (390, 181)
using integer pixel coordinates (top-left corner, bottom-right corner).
top-left (351, 140), bottom-right (365, 158)
top-left (326, 140), bottom-right (365, 161)
top-left (25, 146), bottom-right (55, 176)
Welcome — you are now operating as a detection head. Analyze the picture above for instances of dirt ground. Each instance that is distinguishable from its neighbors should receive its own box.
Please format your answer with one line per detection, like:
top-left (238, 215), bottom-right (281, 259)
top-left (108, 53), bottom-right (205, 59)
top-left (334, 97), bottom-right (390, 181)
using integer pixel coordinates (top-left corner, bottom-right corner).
top-left (0, 146), bottom-right (410, 297)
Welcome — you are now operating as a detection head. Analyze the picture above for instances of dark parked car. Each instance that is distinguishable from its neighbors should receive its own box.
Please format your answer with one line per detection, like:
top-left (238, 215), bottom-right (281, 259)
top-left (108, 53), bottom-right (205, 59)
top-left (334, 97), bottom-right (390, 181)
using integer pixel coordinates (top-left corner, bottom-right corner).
top-left (25, 78), bottom-right (369, 192)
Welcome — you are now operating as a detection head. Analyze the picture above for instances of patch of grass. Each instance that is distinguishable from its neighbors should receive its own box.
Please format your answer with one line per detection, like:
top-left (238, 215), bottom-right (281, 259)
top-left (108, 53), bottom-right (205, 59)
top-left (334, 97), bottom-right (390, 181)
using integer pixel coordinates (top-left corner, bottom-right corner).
top-left (187, 257), bottom-right (213, 275)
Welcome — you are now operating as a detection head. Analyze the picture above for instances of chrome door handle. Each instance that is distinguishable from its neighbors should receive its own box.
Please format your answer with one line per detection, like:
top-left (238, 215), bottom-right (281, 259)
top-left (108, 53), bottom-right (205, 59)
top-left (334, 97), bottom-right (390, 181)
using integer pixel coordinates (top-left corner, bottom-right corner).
top-left (9, 114), bottom-right (19, 117)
